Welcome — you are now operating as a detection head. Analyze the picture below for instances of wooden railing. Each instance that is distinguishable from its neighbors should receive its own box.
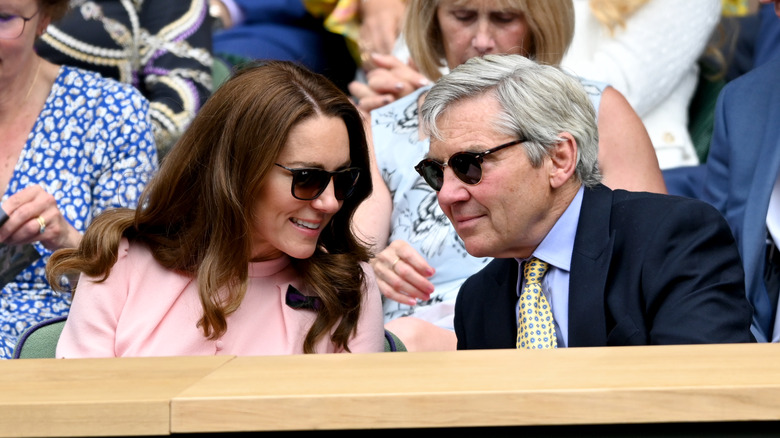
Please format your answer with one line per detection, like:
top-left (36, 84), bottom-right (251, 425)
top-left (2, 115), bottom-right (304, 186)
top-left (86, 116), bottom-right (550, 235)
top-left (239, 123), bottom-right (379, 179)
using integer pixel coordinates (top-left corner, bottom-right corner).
top-left (3, 343), bottom-right (780, 437)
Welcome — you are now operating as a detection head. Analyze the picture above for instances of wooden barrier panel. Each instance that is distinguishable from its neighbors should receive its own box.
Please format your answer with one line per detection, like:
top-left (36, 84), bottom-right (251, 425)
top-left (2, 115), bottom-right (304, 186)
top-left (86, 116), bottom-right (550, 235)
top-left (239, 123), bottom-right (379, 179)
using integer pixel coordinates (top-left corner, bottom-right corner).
top-left (3, 344), bottom-right (780, 436)
top-left (170, 344), bottom-right (780, 433)
top-left (0, 356), bottom-right (232, 437)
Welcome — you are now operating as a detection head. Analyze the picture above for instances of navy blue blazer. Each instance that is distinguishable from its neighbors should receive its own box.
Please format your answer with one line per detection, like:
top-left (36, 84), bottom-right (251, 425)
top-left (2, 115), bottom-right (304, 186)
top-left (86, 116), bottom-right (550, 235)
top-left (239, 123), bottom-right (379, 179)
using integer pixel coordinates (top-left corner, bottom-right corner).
top-left (701, 55), bottom-right (780, 342)
top-left (454, 184), bottom-right (755, 349)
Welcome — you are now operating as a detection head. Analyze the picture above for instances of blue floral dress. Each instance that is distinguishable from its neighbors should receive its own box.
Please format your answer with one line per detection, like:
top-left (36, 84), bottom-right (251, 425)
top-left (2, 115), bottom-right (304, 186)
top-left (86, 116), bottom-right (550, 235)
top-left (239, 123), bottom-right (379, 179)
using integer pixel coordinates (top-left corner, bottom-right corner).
top-left (0, 66), bottom-right (157, 359)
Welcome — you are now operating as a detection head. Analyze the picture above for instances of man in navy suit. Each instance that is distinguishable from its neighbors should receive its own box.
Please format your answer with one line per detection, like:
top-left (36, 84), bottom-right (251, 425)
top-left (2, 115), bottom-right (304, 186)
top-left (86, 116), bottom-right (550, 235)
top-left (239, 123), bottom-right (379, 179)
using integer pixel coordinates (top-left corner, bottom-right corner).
top-left (414, 54), bottom-right (754, 349)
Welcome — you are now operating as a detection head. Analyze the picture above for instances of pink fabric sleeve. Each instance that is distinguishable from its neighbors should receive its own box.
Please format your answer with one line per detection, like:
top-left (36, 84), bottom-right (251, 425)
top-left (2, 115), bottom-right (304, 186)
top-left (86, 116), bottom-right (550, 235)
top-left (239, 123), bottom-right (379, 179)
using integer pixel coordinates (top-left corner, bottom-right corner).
top-left (56, 239), bottom-right (132, 358)
top-left (345, 262), bottom-right (386, 353)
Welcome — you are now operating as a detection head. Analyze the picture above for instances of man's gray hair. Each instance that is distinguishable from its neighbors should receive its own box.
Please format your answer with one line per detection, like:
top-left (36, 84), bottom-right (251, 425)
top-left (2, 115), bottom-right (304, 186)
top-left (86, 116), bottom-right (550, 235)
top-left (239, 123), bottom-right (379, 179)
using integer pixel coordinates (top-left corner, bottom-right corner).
top-left (420, 54), bottom-right (601, 187)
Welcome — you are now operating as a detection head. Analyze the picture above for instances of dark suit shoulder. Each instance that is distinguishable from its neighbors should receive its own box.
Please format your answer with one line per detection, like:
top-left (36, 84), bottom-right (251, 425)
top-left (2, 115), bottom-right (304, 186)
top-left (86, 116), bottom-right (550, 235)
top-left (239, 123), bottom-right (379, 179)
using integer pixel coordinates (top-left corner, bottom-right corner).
top-left (610, 189), bottom-right (726, 223)
top-left (575, 185), bottom-right (752, 345)
top-left (605, 190), bottom-right (735, 257)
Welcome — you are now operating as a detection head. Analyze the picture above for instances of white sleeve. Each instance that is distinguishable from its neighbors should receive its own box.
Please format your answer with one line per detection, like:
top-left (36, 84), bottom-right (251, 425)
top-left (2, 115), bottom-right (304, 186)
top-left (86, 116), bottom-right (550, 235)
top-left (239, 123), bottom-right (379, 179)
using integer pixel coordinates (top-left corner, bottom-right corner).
top-left (561, 0), bottom-right (721, 117)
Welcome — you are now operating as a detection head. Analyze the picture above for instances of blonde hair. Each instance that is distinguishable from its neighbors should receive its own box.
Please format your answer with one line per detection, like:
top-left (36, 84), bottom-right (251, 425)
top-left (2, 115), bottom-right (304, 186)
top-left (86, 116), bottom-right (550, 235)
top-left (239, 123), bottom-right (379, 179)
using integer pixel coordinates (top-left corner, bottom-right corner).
top-left (404, 0), bottom-right (575, 80)
top-left (588, 0), bottom-right (651, 34)
top-left (588, 0), bottom-right (726, 78)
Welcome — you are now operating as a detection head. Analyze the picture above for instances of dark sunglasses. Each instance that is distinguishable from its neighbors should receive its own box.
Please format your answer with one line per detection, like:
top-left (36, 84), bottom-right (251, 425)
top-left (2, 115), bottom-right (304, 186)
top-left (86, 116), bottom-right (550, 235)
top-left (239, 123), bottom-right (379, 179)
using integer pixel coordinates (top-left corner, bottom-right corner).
top-left (414, 138), bottom-right (526, 191)
top-left (275, 164), bottom-right (361, 201)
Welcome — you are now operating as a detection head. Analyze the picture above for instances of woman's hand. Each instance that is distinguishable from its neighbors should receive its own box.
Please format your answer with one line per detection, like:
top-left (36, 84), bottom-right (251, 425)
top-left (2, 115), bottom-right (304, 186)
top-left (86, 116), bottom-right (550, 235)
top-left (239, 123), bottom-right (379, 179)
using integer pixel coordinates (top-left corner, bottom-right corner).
top-left (349, 54), bottom-right (430, 113)
top-left (0, 185), bottom-right (82, 251)
top-left (370, 240), bottom-right (436, 305)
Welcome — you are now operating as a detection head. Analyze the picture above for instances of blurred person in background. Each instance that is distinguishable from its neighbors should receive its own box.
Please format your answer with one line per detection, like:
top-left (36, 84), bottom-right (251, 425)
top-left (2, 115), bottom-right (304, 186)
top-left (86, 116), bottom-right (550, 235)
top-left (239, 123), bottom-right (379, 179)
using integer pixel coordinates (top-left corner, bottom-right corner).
top-left (36, 0), bottom-right (213, 157)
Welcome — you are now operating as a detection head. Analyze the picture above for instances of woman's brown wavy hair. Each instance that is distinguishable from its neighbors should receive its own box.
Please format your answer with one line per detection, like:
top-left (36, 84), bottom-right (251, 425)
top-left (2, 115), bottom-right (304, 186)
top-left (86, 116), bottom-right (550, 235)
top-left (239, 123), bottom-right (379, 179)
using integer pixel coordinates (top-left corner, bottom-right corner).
top-left (46, 61), bottom-right (373, 354)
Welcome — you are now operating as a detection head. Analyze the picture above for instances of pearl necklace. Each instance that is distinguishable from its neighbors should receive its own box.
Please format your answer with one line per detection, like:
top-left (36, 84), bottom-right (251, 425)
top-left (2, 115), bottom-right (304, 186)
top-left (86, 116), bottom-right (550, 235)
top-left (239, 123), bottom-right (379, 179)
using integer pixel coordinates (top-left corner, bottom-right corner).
top-left (23, 59), bottom-right (42, 102)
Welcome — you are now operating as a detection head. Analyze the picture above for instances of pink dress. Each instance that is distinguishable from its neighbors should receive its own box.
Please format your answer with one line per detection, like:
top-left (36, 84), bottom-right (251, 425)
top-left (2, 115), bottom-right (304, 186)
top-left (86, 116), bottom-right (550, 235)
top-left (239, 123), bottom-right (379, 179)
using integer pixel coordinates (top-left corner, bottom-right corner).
top-left (56, 239), bottom-right (385, 357)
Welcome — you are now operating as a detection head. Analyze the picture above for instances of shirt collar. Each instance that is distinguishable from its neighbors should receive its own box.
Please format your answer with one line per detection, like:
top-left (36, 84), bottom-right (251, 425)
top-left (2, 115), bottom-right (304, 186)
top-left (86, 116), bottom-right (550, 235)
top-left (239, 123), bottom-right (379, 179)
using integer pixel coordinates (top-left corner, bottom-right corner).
top-left (516, 185), bottom-right (584, 272)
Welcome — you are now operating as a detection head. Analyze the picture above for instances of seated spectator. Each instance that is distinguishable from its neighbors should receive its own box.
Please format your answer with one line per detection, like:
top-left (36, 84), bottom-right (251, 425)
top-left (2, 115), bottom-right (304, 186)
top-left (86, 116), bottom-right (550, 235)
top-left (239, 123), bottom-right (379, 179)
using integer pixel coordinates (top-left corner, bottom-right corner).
top-left (560, 0), bottom-right (722, 170)
top-left (416, 54), bottom-right (754, 349)
top-left (352, 0), bottom-right (665, 352)
top-left (35, 0), bottom-right (214, 157)
top-left (210, 0), bottom-right (357, 93)
top-left (47, 61), bottom-right (385, 357)
top-left (665, 0), bottom-right (780, 343)
top-left (210, 0), bottom-right (406, 91)
top-left (0, 0), bottom-right (157, 359)
top-left (665, 0), bottom-right (780, 198)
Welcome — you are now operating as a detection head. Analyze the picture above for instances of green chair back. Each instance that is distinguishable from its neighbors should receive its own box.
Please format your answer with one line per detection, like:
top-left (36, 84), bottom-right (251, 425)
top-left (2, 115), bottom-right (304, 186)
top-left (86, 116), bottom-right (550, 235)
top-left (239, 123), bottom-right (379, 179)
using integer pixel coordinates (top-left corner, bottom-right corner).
top-left (384, 329), bottom-right (407, 352)
top-left (13, 316), bottom-right (67, 359)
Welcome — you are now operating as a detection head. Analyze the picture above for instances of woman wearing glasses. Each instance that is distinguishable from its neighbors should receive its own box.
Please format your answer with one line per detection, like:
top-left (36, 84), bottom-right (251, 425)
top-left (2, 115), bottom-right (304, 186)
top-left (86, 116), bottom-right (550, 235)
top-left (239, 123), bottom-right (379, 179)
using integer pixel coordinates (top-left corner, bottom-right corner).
top-left (47, 61), bottom-right (385, 357)
top-left (0, 0), bottom-right (156, 359)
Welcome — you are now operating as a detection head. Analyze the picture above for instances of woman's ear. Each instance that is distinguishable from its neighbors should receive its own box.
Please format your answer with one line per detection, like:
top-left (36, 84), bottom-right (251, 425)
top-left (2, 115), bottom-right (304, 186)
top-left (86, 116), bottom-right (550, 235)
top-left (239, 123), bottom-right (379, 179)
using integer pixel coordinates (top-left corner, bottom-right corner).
top-left (548, 132), bottom-right (578, 189)
top-left (37, 14), bottom-right (52, 37)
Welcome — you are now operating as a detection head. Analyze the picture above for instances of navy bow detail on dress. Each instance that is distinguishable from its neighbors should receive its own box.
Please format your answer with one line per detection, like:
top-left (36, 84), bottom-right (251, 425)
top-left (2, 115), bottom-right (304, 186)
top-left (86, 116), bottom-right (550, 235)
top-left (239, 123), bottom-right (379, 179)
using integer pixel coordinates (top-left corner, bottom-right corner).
top-left (285, 285), bottom-right (322, 311)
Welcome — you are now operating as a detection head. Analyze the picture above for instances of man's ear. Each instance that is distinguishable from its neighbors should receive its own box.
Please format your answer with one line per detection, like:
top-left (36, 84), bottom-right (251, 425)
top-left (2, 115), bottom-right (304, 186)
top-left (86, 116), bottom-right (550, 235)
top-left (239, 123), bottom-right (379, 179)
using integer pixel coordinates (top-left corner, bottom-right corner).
top-left (548, 132), bottom-right (578, 189)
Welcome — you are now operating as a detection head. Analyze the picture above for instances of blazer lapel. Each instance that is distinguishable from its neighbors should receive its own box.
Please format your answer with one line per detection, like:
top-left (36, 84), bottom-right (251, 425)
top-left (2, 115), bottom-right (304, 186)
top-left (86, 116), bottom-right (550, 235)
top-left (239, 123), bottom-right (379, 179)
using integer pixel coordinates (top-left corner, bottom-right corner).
top-left (568, 185), bottom-right (614, 347)
top-left (484, 258), bottom-right (521, 348)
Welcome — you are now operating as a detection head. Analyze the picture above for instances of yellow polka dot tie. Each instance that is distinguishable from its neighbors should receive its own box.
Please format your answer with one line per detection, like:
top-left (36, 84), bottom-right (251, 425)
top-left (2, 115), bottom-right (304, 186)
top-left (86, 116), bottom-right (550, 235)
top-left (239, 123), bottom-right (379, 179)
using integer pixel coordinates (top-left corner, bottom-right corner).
top-left (517, 257), bottom-right (557, 349)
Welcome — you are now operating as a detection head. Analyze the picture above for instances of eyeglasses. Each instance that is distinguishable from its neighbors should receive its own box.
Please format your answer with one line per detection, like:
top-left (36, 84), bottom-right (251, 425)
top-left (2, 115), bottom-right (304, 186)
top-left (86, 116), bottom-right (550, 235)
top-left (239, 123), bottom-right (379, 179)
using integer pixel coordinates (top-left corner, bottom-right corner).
top-left (0, 10), bottom-right (39, 40)
top-left (414, 138), bottom-right (526, 191)
top-left (275, 164), bottom-right (361, 201)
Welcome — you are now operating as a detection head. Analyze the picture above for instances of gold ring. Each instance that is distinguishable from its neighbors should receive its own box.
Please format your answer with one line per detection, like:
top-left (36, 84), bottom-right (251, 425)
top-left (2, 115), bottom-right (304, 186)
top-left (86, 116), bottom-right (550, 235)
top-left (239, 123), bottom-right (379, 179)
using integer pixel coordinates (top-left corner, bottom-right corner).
top-left (390, 257), bottom-right (401, 271)
top-left (36, 216), bottom-right (46, 235)
top-left (360, 51), bottom-right (371, 65)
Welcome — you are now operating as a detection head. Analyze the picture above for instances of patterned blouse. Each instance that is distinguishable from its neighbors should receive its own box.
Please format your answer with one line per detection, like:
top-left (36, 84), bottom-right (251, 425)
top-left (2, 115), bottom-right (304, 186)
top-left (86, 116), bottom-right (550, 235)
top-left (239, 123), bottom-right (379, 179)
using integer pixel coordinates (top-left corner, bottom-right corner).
top-left (0, 66), bottom-right (158, 359)
top-left (36, 0), bottom-right (213, 156)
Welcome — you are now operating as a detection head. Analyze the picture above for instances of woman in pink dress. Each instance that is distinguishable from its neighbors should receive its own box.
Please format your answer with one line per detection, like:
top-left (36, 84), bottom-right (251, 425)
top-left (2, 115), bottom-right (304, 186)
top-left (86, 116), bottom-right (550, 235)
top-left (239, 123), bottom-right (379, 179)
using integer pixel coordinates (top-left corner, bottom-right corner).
top-left (47, 61), bottom-right (385, 357)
